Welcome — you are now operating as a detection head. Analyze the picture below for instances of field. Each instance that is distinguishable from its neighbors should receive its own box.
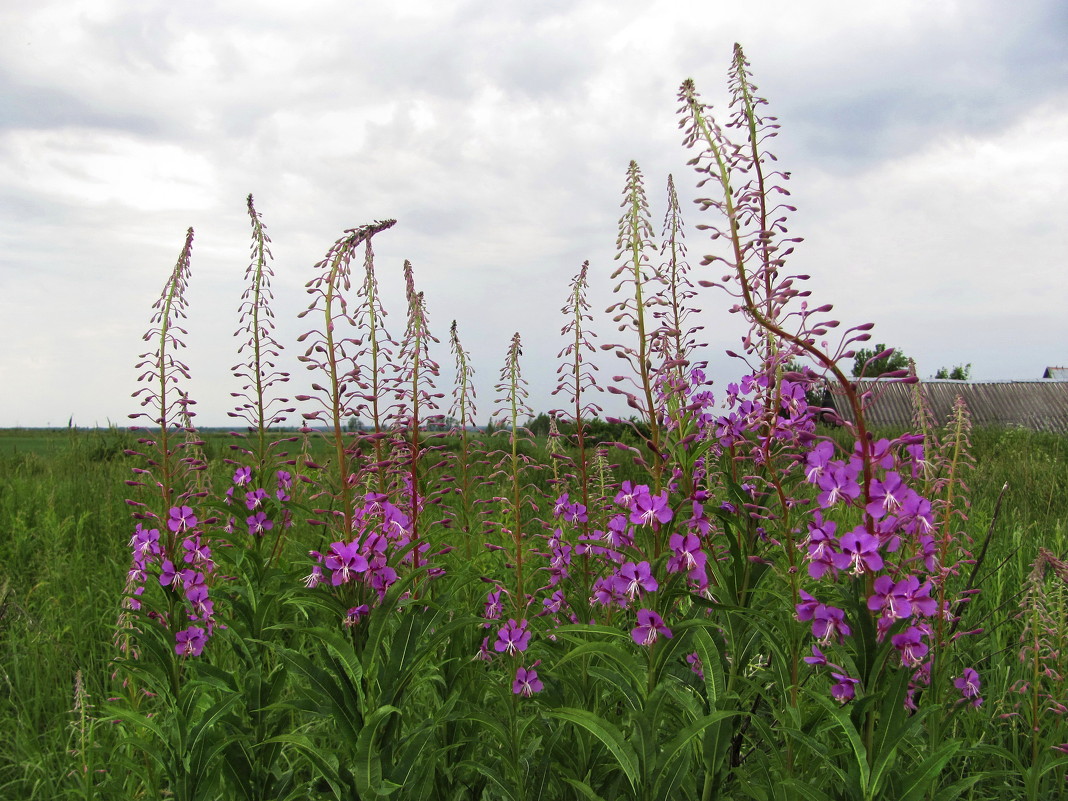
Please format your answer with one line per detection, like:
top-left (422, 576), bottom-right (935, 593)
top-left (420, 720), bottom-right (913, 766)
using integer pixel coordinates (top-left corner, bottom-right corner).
top-left (4, 51), bottom-right (1068, 801)
top-left (0, 424), bottom-right (1066, 799)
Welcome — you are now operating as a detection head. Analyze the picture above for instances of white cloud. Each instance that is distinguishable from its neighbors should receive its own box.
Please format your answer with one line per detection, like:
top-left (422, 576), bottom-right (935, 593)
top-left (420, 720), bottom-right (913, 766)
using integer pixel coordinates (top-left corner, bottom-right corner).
top-left (0, 128), bottom-right (217, 211)
top-left (0, 0), bottom-right (1065, 425)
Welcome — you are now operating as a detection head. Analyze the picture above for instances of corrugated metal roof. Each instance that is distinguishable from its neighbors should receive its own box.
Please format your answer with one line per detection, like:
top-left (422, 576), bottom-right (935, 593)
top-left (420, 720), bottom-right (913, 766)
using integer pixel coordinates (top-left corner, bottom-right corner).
top-left (824, 379), bottom-right (1068, 433)
top-left (1044, 366), bottom-right (1068, 380)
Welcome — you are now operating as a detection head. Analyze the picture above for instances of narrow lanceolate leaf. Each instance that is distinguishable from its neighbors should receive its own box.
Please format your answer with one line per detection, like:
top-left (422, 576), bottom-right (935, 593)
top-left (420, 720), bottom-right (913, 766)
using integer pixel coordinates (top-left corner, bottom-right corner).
top-left (354, 705), bottom-right (403, 798)
top-left (652, 711), bottom-right (739, 796)
top-left (895, 741), bottom-right (962, 801)
top-left (548, 708), bottom-right (639, 793)
top-left (562, 777), bottom-right (611, 801)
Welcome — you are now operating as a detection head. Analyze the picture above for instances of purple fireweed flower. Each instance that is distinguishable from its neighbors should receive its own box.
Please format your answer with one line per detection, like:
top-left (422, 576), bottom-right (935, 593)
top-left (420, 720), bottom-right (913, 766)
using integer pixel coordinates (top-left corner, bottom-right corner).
top-left (779, 379), bottom-right (807, 416)
top-left (483, 589), bottom-right (504, 622)
top-left (667, 533), bottom-right (709, 582)
top-left (804, 645), bottom-right (830, 666)
top-left (816, 462), bottom-right (861, 509)
top-left (866, 471), bottom-right (907, 519)
top-left (615, 561), bottom-right (658, 600)
top-left (917, 534), bottom-right (939, 573)
top-left (831, 672), bottom-right (859, 703)
top-left (179, 567), bottom-right (204, 589)
top-left (553, 493), bottom-right (572, 519)
top-left (869, 574), bottom-right (937, 621)
top-left (686, 501), bottom-right (712, 537)
top-left (805, 512), bottom-right (839, 580)
top-left (513, 663), bottom-right (543, 696)
top-left (131, 525), bottom-right (162, 560)
top-left (181, 536), bottom-right (212, 566)
top-left (185, 578), bottom-right (213, 620)
top-left (542, 590), bottom-right (566, 615)
top-left (382, 506), bottom-right (411, 540)
top-left (276, 470), bottom-right (292, 501)
top-left (630, 488), bottom-right (673, 527)
top-left (324, 541), bottom-right (369, 586)
top-left (891, 626), bottom-right (929, 667)
top-left (795, 589), bottom-right (821, 623)
top-left (811, 604), bottom-right (851, 644)
top-left (833, 528), bottom-right (883, 575)
top-left (563, 502), bottom-right (588, 524)
top-left (159, 559), bottom-right (178, 587)
top-left (805, 440), bottom-right (835, 483)
top-left (900, 492), bottom-right (934, 535)
top-left (167, 506), bottom-right (197, 534)
top-left (954, 667), bottom-right (982, 707)
top-left (591, 576), bottom-right (628, 608)
top-left (614, 481), bottom-right (644, 509)
top-left (495, 619), bottom-right (531, 655)
top-left (686, 652), bottom-right (705, 679)
top-left (304, 564), bottom-right (324, 589)
top-left (244, 488), bottom-right (269, 511)
top-left (905, 443), bottom-right (929, 479)
top-left (909, 579), bottom-right (937, 617)
top-left (867, 574), bottom-right (915, 621)
top-left (855, 438), bottom-right (895, 471)
top-left (127, 584), bottom-right (144, 611)
top-left (175, 626), bottom-right (207, 657)
top-left (369, 565), bottom-right (398, 601)
top-left (604, 514), bottom-right (634, 548)
top-left (247, 511), bottom-right (274, 537)
top-left (344, 604), bottom-right (370, 628)
top-left (631, 609), bottom-right (672, 646)
top-left (233, 466), bottom-right (253, 486)
top-left (549, 542), bottom-right (573, 574)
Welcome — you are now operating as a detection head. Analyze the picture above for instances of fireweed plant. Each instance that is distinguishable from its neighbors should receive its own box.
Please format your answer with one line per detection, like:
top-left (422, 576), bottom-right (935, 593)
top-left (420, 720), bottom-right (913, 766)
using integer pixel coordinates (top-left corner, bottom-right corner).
top-left (102, 45), bottom-right (1068, 801)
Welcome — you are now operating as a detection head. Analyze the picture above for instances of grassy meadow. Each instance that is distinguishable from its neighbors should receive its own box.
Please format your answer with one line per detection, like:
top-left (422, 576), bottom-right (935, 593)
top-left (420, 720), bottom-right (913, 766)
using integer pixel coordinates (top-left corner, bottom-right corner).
top-left (4, 49), bottom-right (1068, 801)
top-left (0, 425), bottom-right (1066, 798)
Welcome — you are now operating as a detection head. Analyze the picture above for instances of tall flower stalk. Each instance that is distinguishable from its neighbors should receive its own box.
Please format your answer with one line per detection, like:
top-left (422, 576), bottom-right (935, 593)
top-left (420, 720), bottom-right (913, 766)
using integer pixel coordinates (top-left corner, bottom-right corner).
top-left (390, 260), bottom-right (442, 558)
top-left (229, 195), bottom-right (293, 472)
top-left (125, 228), bottom-right (217, 660)
top-left (607, 161), bottom-right (667, 489)
top-left (553, 261), bottom-right (602, 528)
top-left (353, 235), bottom-right (398, 494)
top-left (449, 320), bottom-right (480, 559)
top-left (490, 332), bottom-right (537, 618)
top-left (296, 219), bottom-right (397, 537)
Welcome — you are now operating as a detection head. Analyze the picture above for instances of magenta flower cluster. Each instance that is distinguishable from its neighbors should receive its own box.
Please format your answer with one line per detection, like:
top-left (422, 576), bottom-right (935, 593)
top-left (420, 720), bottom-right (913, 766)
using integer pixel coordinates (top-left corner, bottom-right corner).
top-left (303, 490), bottom-right (437, 613)
top-left (223, 467), bottom-right (293, 538)
top-left (127, 505), bottom-right (217, 657)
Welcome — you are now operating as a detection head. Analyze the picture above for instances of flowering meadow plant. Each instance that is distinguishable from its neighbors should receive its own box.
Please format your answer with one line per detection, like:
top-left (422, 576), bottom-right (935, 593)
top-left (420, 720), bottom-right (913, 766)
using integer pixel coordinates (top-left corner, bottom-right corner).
top-left (91, 45), bottom-right (1068, 801)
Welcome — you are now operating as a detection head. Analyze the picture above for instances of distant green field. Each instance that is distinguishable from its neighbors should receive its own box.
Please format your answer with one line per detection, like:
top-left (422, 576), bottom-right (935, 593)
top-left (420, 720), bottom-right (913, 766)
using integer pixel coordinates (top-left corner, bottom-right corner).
top-left (1, 424), bottom-right (1066, 798)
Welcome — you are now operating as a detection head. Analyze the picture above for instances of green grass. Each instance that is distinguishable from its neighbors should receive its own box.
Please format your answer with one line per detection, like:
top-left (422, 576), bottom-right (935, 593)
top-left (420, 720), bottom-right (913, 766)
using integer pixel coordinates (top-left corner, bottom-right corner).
top-left (0, 424), bottom-right (1065, 799)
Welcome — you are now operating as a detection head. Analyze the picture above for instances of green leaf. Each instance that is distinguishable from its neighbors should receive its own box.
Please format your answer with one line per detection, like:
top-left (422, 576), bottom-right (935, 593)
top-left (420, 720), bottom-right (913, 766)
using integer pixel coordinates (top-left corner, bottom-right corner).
top-left (778, 778), bottom-right (836, 801)
top-left (354, 705), bottom-right (403, 798)
top-left (549, 639), bottom-right (644, 693)
top-left (805, 689), bottom-right (869, 796)
top-left (653, 711), bottom-right (738, 797)
top-left (562, 777), bottom-right (610, 801)
top-left (931, 774), bottom-right (985, 801)
top-left (895, 740), bottom-right (961, 801)
top-left (264, 734), bottom-right (345, 799)
top-left (272, 644), bottom-right (363, 740)
top-left (691, 626), bottom-right (726, 708)
top-left (549, 707), bottom-right (639, 794)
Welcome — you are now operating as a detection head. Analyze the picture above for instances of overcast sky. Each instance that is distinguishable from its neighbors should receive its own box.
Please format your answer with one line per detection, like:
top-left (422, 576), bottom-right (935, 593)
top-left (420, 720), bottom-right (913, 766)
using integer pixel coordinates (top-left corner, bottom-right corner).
top-left (1, 0), bottom-right (1066, 428)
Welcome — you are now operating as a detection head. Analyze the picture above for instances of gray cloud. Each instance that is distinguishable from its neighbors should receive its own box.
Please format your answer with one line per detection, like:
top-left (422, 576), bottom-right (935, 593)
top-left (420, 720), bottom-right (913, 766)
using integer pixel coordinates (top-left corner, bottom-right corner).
top-left (0, 0), bottom-right (1065, 426)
